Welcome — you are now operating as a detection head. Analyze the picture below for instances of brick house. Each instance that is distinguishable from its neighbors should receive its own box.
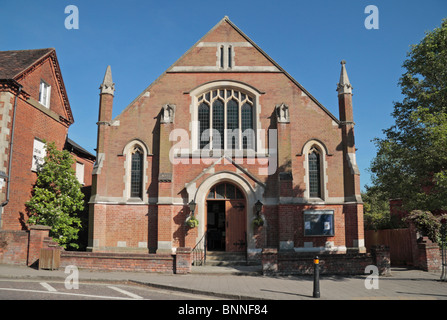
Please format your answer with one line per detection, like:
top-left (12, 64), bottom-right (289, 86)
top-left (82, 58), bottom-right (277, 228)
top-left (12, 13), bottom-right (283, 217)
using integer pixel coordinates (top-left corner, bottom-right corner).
top-left (88, 17), bottom-right (365, 263)
top-left (0, 48), bottom-right (75, 230)
top-left (65, 137), bottom-right (96, 190)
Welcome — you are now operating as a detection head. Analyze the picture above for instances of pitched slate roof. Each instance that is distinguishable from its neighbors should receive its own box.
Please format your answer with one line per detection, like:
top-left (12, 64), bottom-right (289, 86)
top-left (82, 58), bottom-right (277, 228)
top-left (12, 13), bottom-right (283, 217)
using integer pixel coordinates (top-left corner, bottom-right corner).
top-left (0, 48), bottom-right (54, 79)
top-left (65, 137), bottom-right (96, 160)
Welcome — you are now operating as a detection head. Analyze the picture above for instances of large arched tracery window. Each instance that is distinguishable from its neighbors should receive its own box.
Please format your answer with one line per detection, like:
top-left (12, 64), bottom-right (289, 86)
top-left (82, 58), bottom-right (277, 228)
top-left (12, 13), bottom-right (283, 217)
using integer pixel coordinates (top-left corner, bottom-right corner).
top-left (197, 88), bottom-right (254, 151)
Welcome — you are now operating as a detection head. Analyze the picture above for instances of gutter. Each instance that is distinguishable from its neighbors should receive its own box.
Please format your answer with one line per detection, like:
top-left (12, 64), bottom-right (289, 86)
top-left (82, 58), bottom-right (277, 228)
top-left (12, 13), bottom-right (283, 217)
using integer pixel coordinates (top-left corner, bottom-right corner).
top-left (0, 80), bottom-right (22, 227)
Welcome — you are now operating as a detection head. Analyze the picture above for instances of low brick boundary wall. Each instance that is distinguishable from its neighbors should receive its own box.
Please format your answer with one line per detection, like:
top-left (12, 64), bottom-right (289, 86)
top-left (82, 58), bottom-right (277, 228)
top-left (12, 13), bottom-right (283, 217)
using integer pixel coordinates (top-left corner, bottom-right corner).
top-left (0, 230), bottom-right (29, 265)
top-left (0, 225), bottom-right (57, 267)
top-left (59, 247), bottom-right (193, 274)
top-left (60, 251), bottom-right (175, 273)
top-left (262, 247), bottom-right (390, 276)
top-left (0, 226), bottom-right (193, 274)
top-left (416, 237), bottom-right (442, 273)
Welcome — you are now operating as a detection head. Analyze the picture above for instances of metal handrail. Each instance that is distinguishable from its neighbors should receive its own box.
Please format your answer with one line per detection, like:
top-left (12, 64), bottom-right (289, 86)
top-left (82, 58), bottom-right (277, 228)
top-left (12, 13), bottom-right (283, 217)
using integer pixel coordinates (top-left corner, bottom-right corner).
top-left (192, 231), bottom-right (207, 266)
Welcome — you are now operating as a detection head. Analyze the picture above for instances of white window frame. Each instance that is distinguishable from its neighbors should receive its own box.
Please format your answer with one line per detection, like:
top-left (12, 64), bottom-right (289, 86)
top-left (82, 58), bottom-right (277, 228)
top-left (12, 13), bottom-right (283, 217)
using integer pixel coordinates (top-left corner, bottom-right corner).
top-left (76, 162), bottom-right (85, 185)
top-left (39, 80), bottom-right (51, 108)
top-left (31, 138), bottom-right (46, 172)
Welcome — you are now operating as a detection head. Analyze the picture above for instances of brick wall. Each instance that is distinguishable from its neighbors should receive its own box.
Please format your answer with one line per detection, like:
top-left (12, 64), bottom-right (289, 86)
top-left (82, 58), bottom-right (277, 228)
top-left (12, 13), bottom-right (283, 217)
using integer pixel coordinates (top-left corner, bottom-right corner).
top-left (0, 224), bottom-right (58, 266)
top-left (416, 237), bottom-right (442, 272)
top-left (0, 225), bottom-right (193, 274)
top-left (59, 249), bottom-right (193, 274)
top-left (89, 18), bottom-right (364, 256)
top-left (261, 248), bottom-right (376, 275)
top-left (0, 230), bottom-right (29, 265)
top-left (60, 251), bottom-right (175, 273)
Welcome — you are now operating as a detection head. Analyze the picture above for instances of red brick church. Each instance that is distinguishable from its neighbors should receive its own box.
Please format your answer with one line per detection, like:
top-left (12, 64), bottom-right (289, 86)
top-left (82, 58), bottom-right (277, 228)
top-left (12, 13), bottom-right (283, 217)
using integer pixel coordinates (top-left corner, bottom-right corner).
top-left (88, 16), bottom-right (365, 263)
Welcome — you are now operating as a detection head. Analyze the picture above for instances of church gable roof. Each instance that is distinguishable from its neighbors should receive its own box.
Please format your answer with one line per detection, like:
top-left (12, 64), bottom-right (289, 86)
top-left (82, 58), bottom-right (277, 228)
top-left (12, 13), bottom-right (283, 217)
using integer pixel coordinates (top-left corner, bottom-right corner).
top-left (0, 48), bottom-right (54, 79)
top-left (117, 16), bottom-right (339, 124)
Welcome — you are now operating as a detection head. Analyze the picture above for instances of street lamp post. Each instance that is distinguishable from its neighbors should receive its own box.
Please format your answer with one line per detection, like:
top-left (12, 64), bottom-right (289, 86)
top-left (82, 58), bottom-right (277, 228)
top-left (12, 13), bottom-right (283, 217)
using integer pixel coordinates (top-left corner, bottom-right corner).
top-left (441, 218), bottom-right (447, 281)
top-left (188, 200), bottom-right (196, 216)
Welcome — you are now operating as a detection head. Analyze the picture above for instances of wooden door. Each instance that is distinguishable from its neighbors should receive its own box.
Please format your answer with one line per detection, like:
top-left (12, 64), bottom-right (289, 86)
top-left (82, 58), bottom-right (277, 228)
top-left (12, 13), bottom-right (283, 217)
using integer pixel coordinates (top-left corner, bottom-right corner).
top-left (225, 200), bottom-right (246, 252)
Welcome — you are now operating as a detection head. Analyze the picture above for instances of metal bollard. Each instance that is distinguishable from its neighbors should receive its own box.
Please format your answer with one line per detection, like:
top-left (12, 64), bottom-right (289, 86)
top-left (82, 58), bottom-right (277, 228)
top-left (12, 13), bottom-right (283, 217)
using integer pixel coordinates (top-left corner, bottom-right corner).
top-left (313, 256), bottom-right (320, 298)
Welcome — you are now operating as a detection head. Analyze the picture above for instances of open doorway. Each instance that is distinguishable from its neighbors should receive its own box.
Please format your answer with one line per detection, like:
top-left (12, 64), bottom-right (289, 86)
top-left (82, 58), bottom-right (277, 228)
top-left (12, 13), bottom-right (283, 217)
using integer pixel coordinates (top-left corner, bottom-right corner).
top-left (206, 200), bottom-right (226, 251)
top-left (205, 182), bottom-right (246, 252)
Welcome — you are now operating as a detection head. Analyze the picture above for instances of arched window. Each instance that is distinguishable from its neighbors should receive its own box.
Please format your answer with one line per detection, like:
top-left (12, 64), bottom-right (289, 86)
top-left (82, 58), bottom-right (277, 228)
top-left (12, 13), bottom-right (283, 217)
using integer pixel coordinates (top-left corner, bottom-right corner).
top-left (241, 103), bottom-right (253, 149)
top-left (197, 88), bottom-right (255, 151)
top-left (198, 103), bottom-right (210, 149)
top-left (207, 182), bottom-right (244, 200)
top-left (308, 149), bottom-right (321, 198)
top-left (212, 99), bottom-right (224, 150)
top-left (130, 146), bottom-right (144, 198)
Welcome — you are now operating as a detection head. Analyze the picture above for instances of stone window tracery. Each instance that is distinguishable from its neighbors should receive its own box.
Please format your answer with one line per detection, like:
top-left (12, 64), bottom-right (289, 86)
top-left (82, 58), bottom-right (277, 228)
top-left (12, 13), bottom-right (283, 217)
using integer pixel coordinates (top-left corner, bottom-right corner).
top-left (197, 88), bottom-right (254, 151)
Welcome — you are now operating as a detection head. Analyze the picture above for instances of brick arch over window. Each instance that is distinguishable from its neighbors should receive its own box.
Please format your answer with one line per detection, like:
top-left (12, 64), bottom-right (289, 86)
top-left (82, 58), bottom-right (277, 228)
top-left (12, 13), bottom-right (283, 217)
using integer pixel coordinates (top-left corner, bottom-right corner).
top-left (122, 140), bottom-right (150, 202)
top-left (301, 139), bottom-right (329, 202)
top-left (188, 80), bottom-right (263, 153)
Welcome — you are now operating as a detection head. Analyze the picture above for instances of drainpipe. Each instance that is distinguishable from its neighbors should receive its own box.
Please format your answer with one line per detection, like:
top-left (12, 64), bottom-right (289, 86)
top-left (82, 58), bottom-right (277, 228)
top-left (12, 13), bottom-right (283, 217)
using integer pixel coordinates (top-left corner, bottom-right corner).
top-left (0, 81), bottom-right (22, 228)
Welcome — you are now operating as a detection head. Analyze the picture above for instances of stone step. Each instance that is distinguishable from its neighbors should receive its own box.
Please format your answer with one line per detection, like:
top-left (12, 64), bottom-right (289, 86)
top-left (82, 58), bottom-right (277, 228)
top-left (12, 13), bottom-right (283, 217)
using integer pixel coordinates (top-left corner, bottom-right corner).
top-left (204, 251), bottom-right (259, 266)
top-left (206, 251), bottom-right (246, 261)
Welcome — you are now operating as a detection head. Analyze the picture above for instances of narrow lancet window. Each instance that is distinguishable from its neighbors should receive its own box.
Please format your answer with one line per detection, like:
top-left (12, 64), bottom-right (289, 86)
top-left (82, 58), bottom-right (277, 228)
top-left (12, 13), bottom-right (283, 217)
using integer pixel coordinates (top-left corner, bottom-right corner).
top-left (130, 147), bottom-right (144, 198)
top-left (308, 150), bottom-right (321, 198)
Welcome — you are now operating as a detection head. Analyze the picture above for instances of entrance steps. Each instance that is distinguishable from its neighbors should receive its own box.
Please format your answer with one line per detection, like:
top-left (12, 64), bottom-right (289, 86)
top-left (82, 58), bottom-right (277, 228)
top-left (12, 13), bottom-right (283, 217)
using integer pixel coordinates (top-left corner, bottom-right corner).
top-left (205, 251), bottom-right (259, 267)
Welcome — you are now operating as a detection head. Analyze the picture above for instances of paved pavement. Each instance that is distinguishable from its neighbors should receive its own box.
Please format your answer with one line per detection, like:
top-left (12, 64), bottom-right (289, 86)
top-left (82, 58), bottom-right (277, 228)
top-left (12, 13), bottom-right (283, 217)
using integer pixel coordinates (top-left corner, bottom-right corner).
top-left (0, 263), bottom-right (446, 300)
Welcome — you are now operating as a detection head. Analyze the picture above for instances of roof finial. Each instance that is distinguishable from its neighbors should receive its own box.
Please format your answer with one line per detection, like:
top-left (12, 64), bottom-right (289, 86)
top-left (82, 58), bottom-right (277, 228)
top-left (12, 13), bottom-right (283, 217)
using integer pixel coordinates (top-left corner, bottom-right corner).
top-left (337, 60), bottom-right (352, 95)
top-left (100, 65), bottom-right (115, 96)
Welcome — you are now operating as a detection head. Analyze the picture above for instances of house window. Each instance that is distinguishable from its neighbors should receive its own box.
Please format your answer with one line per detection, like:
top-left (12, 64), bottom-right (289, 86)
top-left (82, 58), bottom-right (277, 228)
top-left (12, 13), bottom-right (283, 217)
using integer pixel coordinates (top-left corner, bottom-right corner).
top-left (308, 149), bottom-right (321, 198)
top-left (304, 210), bottom-right (334, 236)
top-left (31, 138), bottom-right (46, 172)
top-left (130, 146), bottom-right (144, 198)
top-left (39, 80), bottom-right (51, 108)
top-left (197, 88), bottom-right (254, 151)
top-left (76, 162), bottom-right (84, 185)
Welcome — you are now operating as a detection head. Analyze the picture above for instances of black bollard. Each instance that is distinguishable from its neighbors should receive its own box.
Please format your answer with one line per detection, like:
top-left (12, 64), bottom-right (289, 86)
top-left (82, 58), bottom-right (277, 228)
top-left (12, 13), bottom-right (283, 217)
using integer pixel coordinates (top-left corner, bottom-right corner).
top-left (313, 256), bottom-right (320, 298)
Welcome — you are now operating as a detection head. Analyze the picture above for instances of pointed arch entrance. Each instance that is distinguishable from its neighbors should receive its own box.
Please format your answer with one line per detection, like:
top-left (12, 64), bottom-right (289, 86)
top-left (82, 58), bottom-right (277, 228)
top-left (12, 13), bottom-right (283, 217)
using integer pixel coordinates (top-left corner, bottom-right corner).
top-left (206, 182), bottom-right (246, 252)
top-left (186, 170), bottom-right (265, 255)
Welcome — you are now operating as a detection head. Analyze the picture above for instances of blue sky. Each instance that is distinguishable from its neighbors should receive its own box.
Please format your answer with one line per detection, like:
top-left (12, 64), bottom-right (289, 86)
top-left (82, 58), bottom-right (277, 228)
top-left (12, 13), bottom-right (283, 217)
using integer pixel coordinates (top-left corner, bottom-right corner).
top-left (1, 0), bottom-right (446, 190)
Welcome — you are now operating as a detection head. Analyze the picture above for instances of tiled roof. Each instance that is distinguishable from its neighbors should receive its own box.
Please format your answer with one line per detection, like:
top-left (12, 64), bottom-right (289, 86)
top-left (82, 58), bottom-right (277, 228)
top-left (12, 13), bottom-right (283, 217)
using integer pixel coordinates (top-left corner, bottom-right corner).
top-left (0, 48), bottom-right (54, 79)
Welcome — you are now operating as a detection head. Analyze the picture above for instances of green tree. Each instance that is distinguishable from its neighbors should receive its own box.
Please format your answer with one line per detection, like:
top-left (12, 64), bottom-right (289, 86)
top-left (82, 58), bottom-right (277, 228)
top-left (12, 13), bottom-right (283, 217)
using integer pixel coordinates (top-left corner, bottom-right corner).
top-left (362, 186), bottom-right (406, 230)
top-left (26, 141), bottom-right (84, 249)
top-left (370, 18), bottom-right (447, 213)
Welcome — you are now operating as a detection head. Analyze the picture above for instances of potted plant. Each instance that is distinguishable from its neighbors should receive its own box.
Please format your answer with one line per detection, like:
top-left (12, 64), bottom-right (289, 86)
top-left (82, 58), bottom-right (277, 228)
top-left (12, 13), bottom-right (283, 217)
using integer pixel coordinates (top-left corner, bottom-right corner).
top-left (186, 215), bottom-right (199, 228)
top-left (253, 215), bottom-right (264, 227)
